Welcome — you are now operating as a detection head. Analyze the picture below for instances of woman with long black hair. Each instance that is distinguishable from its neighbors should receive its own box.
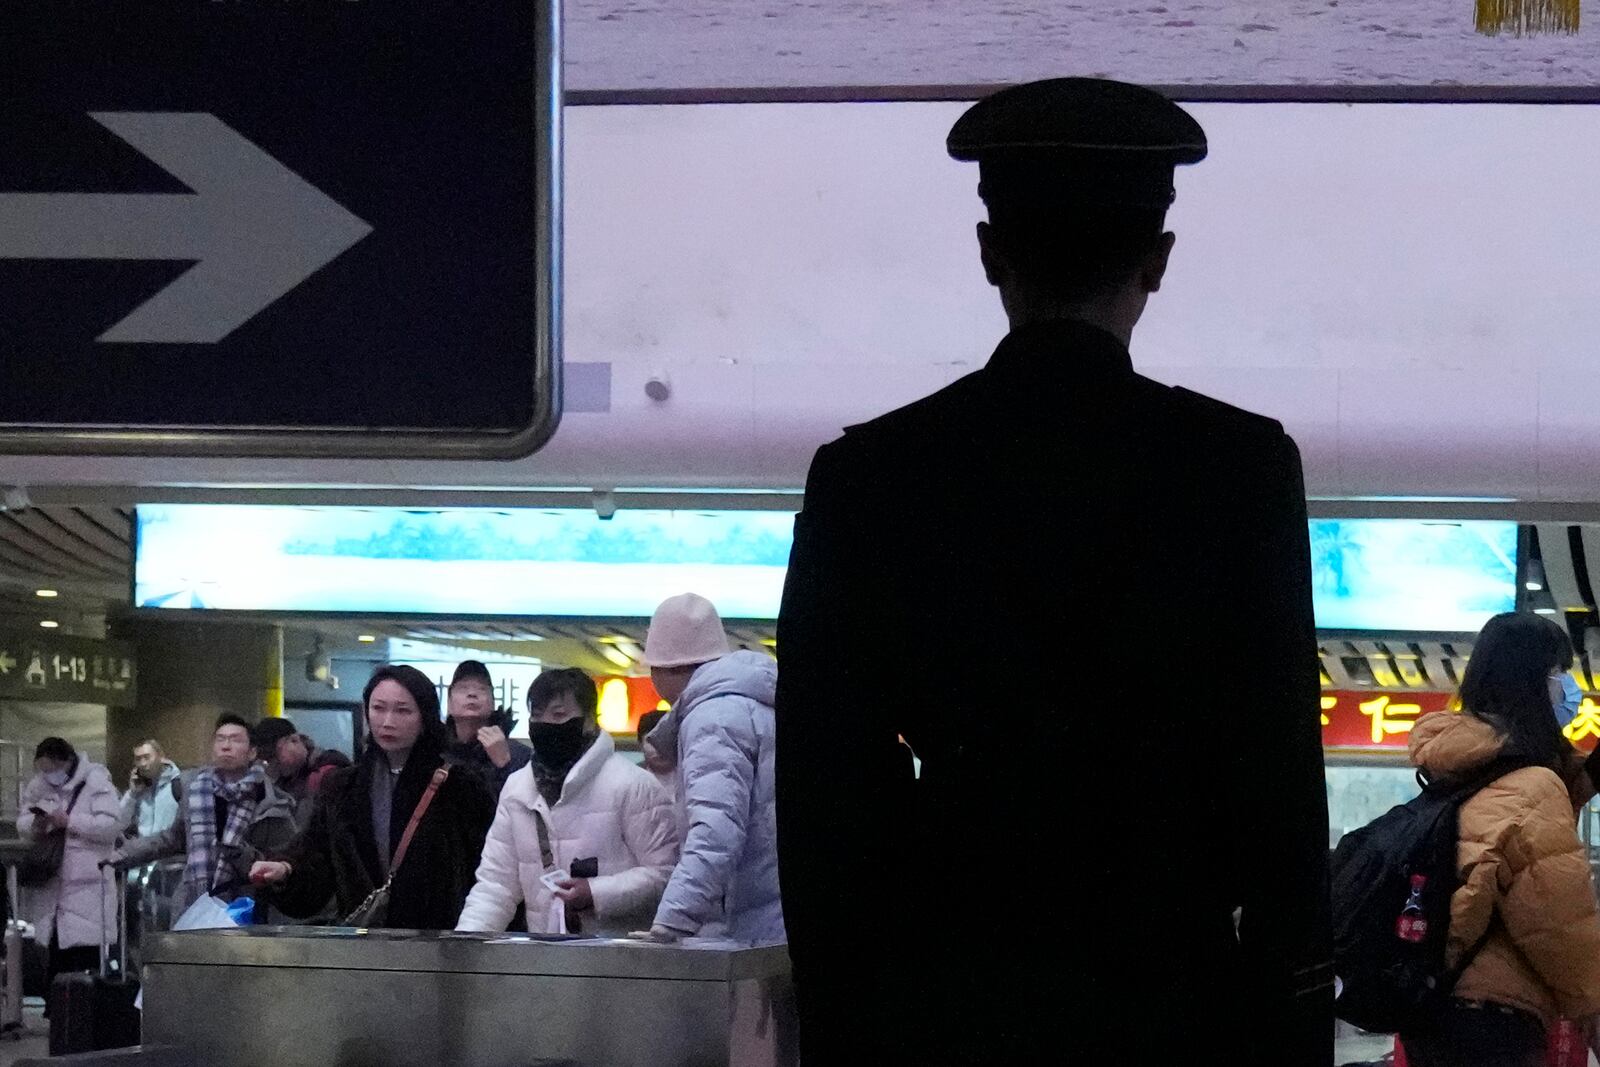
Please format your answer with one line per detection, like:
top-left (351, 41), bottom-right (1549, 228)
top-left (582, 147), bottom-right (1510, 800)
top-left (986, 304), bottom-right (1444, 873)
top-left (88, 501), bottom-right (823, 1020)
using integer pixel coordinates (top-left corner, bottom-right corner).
top-left (1401, 611), bottom-right (1600, 1066)
top-left (251, 664), bottom-right (495, 929)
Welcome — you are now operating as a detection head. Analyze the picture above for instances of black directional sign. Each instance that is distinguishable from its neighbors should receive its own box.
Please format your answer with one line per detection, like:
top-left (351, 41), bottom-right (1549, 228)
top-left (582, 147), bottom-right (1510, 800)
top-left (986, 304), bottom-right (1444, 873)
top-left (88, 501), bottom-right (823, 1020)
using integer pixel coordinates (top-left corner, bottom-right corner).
top-left (0, 631), bottom-right (137, 707)
top-left (0, 1), bottom-right (560, 459)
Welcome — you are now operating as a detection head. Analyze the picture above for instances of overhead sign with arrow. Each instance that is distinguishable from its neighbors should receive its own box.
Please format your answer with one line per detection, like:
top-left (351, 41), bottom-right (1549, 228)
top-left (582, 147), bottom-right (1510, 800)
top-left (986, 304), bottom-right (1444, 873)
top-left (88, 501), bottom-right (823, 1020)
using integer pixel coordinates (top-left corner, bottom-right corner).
top-left (0, 0), bottom-right (561, 459)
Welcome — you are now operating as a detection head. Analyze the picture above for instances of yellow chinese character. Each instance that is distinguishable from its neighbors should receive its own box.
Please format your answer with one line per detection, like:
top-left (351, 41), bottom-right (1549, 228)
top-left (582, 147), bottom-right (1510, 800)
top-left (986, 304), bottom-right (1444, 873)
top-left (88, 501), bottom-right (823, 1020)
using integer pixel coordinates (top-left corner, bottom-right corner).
top-left (1564, 698), bottom-right (1600, 744)
top-left (1320, 695), bottom-right (1337, 727)
top-left (1360, 696), bottom-right (1423, 745)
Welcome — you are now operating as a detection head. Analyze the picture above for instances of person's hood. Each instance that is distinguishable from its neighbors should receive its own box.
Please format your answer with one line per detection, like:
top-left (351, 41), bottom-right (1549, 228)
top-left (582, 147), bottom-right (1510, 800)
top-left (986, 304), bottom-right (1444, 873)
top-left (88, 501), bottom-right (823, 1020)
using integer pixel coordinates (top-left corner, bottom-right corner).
top-left (678, 650), bottom-right (777, 714)
top-left (156, 759), bottom-right (181, 785)
top-left (53, 755), bottom-right (111, 794)
top-left (646, 652), bottom-right (776, 770)
top-left (254, 778), bottom-right (298, 823)
top-left (1409, 711), bottom-right (1506, 778)
top-left (510, 729), bottom-right (613, 809)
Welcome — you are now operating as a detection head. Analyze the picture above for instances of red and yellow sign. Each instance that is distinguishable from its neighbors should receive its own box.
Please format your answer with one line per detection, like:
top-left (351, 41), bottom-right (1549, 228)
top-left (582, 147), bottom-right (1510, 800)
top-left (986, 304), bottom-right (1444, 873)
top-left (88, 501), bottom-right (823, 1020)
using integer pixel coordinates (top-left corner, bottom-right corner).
top-left (594, 675), bottom-right (667, 737)
top-left (1322, 688), bottom-right (1600, 754)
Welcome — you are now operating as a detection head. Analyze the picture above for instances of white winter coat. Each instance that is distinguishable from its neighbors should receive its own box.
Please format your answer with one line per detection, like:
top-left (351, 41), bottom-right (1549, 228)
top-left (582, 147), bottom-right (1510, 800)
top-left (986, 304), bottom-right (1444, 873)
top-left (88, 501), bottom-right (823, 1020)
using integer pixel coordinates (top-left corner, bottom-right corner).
top-left (651, 651), bottom-right (786, 944)
top-left (17, 759), bottom-right (121, 950)
top-left (456, 730), bottom-right (679, 937)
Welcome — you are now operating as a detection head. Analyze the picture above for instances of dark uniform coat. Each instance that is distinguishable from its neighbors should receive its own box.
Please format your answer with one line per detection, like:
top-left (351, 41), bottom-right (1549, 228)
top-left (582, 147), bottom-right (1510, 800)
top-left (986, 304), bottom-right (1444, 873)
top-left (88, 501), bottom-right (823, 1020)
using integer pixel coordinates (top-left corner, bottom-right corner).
top-left (776, 319), bottom-right (1333, 1065)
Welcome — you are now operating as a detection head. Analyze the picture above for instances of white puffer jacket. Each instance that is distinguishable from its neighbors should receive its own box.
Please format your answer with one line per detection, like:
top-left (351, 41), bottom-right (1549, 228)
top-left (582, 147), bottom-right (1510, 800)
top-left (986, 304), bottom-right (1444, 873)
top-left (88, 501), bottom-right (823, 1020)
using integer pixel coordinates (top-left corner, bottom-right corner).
top-left (17, 758), bottom-right (122, 950)
top-left (456, 730), bottom-right (678, 937)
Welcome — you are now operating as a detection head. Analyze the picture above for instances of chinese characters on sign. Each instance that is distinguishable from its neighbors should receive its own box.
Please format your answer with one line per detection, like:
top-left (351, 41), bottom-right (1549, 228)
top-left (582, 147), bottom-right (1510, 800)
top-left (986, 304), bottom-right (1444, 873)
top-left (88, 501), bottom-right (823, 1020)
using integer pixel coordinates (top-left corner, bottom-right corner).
top-left (1321, 688), bottom-right (1600, 754)
top-left (0, 631), bottom-right (137, 706)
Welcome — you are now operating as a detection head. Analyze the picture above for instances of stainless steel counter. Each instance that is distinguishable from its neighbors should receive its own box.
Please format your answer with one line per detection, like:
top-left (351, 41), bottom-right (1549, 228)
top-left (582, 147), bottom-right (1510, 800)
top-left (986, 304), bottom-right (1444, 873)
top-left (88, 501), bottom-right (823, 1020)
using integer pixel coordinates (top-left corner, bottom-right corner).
top-left (142, 928), bottom-right (797, 1067)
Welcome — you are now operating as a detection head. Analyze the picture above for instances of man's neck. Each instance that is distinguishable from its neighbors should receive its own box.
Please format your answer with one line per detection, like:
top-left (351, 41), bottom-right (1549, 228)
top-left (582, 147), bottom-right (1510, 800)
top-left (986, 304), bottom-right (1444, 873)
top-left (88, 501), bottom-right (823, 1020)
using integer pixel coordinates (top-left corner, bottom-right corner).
top-left (215, 766), bottom-right (247, 784)
top-left (1006, 304), bottom-right (1133, 347)
top-left (452, 720), bottom-right (479, 744)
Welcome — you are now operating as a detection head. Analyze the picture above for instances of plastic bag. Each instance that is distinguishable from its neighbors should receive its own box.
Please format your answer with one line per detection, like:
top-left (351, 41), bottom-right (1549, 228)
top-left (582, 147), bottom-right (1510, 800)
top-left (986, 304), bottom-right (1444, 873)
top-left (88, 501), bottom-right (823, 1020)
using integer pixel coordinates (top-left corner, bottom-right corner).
top-left (172, 893), bottom-right (242, 931)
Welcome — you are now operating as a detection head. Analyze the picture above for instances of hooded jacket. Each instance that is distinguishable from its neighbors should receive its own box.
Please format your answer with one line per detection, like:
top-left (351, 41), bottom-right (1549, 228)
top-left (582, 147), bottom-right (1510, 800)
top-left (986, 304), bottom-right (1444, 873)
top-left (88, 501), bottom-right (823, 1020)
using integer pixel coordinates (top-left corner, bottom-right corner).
top-left (18, 757), bottom-right (122, 950)
top-left (652, 650), bottom-right (785, 943)
top-left (1409, 711), bottom-right (1600, 1025)
top-left (119, 759), bottom-right (182, 839)
top-left (445, 706), bottom-right (534, 793)
top-left (271, 733), bottom-right (496, 929)
top-left (116, 768), bottom-right (300, 907)
top-left (457, 730), bottom-right (678, 936)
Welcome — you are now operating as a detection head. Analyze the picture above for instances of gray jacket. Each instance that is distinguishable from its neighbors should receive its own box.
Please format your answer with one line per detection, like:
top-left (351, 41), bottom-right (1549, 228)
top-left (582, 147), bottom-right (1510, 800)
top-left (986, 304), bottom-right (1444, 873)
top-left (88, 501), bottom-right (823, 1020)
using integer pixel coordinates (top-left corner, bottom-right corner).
top-left (116, 769), bottom-right (300, 904)
top-left (651, 651), bottom-right (785, 943)
top-left (119, 760), bottom-right (182, 839)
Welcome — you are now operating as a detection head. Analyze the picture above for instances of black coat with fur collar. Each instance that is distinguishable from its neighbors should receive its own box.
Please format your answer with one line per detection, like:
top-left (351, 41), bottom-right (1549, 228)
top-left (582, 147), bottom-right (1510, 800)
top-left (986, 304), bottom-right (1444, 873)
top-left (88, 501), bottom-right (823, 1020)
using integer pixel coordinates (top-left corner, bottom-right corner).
top-left (272, 736), bottom-right (495, 929)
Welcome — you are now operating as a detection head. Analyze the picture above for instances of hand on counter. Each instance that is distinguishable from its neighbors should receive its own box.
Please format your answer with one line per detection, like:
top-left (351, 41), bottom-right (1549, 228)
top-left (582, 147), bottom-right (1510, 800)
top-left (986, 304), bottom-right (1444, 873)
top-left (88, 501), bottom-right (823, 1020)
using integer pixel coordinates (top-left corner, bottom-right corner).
top-left (250, 860), bottom-right (292, 885)
top-left (478, 726), bottom-right (512, 769)
top-left (552, 876), bottom-right (592, 911)
top-left (626, 925), bottom-right (681, 944)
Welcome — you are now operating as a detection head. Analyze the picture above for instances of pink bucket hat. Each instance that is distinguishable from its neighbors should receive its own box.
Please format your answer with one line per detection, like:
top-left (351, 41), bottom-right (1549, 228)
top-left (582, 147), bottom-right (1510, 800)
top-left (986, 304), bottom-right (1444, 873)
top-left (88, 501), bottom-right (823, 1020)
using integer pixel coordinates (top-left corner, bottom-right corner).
top-left (644, 593), bottom-right (732, 668)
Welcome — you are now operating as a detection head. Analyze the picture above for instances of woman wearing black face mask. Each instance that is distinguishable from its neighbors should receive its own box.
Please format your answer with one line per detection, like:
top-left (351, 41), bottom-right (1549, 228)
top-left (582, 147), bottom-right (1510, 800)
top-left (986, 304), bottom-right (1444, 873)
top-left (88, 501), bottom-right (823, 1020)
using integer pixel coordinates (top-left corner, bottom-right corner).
top-left (457, 668), bottom-right (679, 936)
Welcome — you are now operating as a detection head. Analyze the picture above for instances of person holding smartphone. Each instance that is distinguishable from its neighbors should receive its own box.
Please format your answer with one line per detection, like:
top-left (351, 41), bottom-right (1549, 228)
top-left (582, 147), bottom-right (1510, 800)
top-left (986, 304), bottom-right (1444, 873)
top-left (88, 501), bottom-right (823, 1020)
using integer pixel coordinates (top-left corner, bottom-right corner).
top-left (18, 738), bottom-right (120, 1001)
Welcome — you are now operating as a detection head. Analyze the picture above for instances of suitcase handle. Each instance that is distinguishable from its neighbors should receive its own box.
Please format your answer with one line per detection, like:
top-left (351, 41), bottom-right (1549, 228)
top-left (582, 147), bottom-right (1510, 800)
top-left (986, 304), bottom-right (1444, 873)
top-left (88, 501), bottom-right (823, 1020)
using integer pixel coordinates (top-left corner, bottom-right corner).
top-left (99, 865), bottom-right (125, 981)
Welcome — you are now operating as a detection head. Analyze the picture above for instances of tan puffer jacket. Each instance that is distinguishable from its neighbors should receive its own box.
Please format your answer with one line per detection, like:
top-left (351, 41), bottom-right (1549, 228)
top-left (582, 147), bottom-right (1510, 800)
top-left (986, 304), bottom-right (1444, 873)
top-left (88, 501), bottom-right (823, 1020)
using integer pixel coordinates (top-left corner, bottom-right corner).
top-left (1409, 712), bottom-right (1600, 1024)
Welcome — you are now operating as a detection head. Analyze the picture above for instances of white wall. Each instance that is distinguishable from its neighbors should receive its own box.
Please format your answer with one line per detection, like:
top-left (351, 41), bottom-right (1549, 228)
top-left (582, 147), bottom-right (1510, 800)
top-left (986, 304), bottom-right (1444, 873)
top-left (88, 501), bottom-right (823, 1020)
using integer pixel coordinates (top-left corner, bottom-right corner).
top-left (7, 100), bottom-right (1600, 499)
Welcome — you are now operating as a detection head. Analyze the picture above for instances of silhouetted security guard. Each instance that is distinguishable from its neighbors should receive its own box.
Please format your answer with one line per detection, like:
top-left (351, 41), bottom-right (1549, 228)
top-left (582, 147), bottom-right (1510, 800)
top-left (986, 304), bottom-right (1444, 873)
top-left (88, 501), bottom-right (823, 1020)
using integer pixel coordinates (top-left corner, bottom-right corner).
top-left (776, 79), bottom-right (1333, 1065)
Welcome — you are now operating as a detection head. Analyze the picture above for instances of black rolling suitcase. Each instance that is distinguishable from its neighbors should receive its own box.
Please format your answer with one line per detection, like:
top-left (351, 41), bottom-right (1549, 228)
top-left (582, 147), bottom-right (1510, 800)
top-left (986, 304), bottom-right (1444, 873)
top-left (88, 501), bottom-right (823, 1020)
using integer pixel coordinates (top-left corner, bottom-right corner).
top-left (48, 867), bottom-right (140, 1054)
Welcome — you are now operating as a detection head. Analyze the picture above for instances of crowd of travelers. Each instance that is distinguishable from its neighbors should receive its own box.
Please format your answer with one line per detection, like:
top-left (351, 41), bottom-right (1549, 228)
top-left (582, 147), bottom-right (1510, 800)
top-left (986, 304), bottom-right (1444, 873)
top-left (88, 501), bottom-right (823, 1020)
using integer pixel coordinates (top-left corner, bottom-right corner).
top-left (12, 591), bottom-right (782, 1016)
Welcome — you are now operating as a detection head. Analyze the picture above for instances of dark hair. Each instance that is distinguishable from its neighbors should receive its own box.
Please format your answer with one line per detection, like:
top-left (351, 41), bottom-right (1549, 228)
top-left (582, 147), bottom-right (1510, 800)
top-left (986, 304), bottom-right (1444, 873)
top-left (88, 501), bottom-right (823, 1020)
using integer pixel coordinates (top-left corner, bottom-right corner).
top-left (214, 713), bottom-right (253, 738)
top-left (34, 737), bottom-right (75, 764)
top-left (251, 717), bottom-right (299, 753)
top-left (637, 709), bottom-right (667, 746)
top-left (527, 668), bottom-right (598, 720)
top-left (362, 664), bottom-right (447, 748)
top-left (986, 202), bottom-right (1167, 302)
top-left (1458, 611), bottom-right (1574, 771)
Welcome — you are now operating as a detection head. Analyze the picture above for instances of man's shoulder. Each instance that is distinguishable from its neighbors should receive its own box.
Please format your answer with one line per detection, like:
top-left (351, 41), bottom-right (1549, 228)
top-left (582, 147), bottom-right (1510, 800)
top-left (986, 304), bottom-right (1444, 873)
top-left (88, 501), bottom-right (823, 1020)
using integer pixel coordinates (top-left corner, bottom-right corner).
top-left (1163, 382), bottom-right (1287, 442)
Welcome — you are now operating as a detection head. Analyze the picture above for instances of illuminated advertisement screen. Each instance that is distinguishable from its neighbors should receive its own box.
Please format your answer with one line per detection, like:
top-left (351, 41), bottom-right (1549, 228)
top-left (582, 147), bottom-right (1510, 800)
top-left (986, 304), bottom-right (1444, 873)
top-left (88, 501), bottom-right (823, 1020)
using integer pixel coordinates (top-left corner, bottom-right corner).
top-left (133, 505), bottom-right (795, 618)
top-left (136, 507), bottom-right (1517, 632)
top-left (1309, 520), bottom-right (1518, 633)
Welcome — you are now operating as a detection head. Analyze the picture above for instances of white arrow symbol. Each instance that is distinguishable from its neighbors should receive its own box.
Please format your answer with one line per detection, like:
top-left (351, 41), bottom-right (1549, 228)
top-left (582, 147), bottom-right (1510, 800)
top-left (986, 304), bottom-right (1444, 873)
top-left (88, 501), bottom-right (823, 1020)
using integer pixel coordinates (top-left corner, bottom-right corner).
top-left (0, 652), bottom-right (15, 676)
top-left (0, 112), bottom-right (373, 344)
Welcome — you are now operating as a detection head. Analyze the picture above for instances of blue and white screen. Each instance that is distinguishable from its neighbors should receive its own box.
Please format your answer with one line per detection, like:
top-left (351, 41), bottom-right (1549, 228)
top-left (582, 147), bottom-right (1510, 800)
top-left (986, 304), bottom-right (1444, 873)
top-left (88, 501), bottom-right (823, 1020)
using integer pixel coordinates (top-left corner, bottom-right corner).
top-left (135, 507), bottom-right (1518, 632)
top-left (133, 505), bottom-right (795, 618)
top-left (1309, 519), bottom-right (1518, 633)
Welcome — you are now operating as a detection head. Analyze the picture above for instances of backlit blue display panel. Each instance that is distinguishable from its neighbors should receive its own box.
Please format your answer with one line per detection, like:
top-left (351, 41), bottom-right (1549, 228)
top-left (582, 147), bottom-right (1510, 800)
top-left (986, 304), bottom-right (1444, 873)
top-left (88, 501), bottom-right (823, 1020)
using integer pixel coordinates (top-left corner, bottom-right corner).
top-left (134, 505), bottom-right (795, 619)
top-left (1309, 520), bottom-right (1517, 632)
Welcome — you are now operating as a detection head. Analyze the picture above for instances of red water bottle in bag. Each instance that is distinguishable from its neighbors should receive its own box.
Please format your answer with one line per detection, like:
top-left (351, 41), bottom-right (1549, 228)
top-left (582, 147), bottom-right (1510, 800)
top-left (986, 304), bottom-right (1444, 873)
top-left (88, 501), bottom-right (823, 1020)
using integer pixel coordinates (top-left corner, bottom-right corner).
top-left (1396, 874), bottom-right (1428, 943)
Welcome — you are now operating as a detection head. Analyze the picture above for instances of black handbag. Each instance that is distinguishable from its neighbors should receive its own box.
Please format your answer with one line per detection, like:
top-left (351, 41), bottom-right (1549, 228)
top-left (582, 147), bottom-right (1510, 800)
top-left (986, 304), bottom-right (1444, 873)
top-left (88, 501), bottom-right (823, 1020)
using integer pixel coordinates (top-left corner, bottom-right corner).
top-left (18, 783), bottom-right (86, 888)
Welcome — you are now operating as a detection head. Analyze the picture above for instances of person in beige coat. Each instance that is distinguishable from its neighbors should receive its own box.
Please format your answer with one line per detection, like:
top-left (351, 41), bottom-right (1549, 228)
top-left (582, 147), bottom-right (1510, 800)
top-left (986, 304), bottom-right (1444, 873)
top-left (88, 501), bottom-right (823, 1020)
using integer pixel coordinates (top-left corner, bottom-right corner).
top-left (1403, 611), bottom-right (1600, 1067)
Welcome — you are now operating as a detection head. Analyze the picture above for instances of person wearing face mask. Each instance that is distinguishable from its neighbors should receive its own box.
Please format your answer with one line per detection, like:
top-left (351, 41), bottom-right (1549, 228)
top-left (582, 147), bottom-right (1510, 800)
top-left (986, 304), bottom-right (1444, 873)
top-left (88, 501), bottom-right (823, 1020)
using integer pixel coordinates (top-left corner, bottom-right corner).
top-left (18, 738), bottom-right (121, 998)
top-left (444, 660), bottom-right (532, 793)
top-left (635, 594), bottom-right (785, 945)
top-left (456, 668), bottom-right (678, 936)
top-left (250, 664), bottom-right (496, 930)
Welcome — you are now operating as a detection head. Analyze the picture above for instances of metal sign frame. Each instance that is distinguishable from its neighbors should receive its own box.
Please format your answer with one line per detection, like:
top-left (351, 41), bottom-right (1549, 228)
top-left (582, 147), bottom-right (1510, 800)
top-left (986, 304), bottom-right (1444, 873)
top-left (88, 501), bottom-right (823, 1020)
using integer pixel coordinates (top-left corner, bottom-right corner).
top-left (0, 0), bottom-right (562, 461)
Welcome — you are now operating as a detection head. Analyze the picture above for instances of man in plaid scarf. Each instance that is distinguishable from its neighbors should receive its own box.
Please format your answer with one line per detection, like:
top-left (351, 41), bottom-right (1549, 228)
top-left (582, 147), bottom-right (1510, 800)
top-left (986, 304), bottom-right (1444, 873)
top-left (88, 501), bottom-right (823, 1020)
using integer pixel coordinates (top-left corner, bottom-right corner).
top-left (114, 715), bottom-right (299, 911)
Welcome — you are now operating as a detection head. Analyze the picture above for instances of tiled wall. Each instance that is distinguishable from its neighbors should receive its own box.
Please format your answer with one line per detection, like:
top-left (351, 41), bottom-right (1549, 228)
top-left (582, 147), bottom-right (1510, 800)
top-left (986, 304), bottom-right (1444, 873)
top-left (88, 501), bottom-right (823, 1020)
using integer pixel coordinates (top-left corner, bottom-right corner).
top-left (1325, 762), bottom-right (1419, 847)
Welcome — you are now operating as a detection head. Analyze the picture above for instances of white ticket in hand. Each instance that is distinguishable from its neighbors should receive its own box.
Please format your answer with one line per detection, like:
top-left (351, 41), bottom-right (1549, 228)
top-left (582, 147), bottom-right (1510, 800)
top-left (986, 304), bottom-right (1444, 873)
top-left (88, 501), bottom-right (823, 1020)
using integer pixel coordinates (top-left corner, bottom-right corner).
top-left (539, 869), bottom-right (571, 891)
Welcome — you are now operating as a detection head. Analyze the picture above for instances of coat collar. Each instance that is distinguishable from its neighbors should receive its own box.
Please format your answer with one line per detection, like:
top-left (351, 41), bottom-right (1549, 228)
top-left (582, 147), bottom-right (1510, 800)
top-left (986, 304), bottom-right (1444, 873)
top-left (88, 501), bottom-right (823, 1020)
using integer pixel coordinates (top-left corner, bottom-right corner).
top-left (510, 730), bottom-right (614, 811)
top-left (984, 319), bottom-right (1135, 384)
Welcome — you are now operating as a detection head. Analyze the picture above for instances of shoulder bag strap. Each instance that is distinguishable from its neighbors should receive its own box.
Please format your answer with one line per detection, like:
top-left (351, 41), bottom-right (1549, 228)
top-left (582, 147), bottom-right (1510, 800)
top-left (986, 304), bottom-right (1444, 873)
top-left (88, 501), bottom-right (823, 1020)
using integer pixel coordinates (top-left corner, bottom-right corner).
top-left (531, 809), bottom-right (555, 869)
top-left (388, 767), bottom-right (449, 877)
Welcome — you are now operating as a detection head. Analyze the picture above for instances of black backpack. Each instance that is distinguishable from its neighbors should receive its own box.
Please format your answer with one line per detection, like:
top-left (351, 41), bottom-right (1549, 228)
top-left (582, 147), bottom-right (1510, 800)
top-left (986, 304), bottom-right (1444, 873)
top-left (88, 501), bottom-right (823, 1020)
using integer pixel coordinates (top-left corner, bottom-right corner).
top-left (1330, 755), bottom-right (1531, 1033)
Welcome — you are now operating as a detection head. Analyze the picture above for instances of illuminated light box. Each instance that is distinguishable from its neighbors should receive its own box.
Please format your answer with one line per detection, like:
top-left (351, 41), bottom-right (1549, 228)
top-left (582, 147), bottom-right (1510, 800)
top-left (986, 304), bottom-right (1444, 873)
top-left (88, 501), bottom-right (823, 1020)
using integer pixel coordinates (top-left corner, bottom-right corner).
top-left (1309, 520), bottom-right (1517, 633)
top-left (133, 505), bottom-right (795, 619)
